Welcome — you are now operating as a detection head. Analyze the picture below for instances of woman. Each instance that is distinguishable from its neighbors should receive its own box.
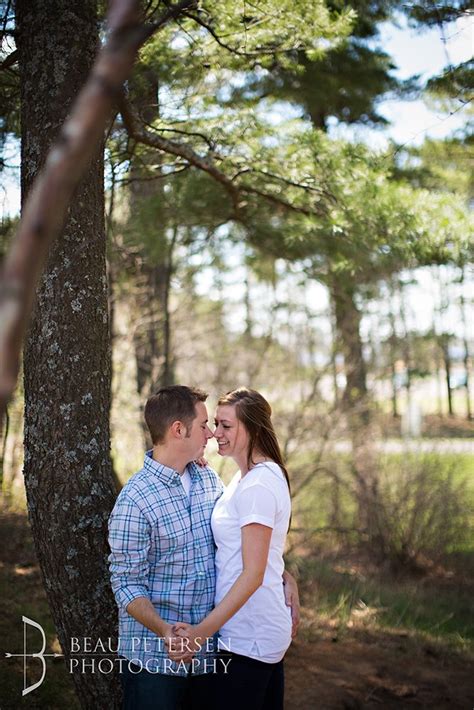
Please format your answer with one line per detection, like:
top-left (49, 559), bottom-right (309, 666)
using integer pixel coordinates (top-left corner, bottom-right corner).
top-left (171, 387), bottom-right (293, 710)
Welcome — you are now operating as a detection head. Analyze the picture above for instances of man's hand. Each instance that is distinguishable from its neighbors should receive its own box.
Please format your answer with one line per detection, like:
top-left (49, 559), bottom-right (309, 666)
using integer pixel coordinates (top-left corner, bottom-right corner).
top-left (283, 570), bottom-right (300, 638)
top-left (160, 621), bottom-right (194, 664)
top-left (166, 622), bottom-right (203, 662)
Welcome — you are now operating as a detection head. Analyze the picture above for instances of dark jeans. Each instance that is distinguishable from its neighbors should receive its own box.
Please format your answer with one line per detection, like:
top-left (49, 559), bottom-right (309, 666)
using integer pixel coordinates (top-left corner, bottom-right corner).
top-left (121, 660), bottom-right (212, 710)
top-left (213, 651), bottom-right (284, 710)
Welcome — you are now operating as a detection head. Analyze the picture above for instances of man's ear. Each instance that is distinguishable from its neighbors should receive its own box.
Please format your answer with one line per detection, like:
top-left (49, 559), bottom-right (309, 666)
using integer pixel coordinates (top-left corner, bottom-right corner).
top-left (169, 420), bottom-right (184, 439)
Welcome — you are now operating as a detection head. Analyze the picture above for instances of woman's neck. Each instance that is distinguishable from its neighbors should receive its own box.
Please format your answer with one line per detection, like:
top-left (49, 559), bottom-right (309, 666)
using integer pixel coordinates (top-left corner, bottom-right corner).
top-left (234, 451), bottom-right (272, 477)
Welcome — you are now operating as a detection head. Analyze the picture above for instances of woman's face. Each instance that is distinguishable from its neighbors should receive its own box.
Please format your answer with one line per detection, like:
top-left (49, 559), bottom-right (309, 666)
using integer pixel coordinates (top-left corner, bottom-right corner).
top-left (214, 404), bottom-right (249, 459)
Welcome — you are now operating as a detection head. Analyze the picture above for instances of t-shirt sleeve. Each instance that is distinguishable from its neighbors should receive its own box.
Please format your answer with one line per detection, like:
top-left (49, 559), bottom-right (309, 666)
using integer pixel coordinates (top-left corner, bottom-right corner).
top-left (235, 482), bottom-right (278, 529)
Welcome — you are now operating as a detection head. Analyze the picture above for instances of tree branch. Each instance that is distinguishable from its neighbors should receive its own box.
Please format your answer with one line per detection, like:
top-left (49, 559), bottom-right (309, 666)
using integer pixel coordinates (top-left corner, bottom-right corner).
top-left (120, 96), bottom-right (328, 219)
top-left (118, 94), bottom-right (242, 208)
top-left (181, 10), bottom-right (301, 57)
top-left (0, 0), bottom-right (197, 428)
top-left (0, 48), bottom-right (18, 71)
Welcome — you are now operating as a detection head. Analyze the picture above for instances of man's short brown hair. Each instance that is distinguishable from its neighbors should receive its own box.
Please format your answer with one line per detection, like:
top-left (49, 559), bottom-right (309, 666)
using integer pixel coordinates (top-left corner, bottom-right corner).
top-left (144, 385), bottom-right (208, 445)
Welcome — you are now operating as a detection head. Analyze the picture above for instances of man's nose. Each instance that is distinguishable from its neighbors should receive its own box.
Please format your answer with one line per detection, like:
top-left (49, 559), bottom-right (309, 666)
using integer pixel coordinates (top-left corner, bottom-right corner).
top-left (206, 426), bottom-right (214, 439)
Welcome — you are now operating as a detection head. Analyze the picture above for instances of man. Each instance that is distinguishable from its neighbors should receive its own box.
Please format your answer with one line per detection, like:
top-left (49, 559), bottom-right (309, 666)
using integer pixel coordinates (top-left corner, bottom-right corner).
top-left (109, 385), bottom-right (299, 709)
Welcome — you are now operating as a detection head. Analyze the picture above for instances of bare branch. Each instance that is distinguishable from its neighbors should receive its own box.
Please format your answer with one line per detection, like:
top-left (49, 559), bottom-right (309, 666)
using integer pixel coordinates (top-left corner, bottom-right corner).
top-left (0, 0), bottom-right (13, 44)
top-left (136, 0), bottom-right (198, 44)
top-left (0, 48), bottom-right (18, 71)
top-left (182, 10), bottom-right (300, 58)
top-left (141, 120), bottom-right (217, 151)
top-left (182, 10), bottom-right (254, 56)
top-left (118, 94), bottom-right (241, 208)
top-left (235, 167), bottom-right (336, 203)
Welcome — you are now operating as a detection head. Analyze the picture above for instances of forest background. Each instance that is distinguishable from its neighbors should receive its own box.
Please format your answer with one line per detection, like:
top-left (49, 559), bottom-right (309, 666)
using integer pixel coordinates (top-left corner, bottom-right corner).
top-left (0, 1), bottom-right (473, 708)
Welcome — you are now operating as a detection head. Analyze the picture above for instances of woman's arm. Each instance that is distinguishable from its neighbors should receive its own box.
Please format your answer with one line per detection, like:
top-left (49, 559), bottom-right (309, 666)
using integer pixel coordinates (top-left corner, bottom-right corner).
top-left (171, 523), bottom-right (272, 655)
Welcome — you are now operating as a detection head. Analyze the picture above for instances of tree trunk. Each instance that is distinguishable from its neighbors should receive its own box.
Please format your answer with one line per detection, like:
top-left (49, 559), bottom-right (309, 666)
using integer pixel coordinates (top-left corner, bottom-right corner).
top-left (435, 350), bottom-right (444, 417)
top-left (127, 71), bottom-right (175, 417)
top-left (460, 268), bottom-right (472, 420)
top-left (17, 1), bottom-right (120, 706)
top-left (331, 279), bottom-right (369, 416)
top-left (329, 302), bottom-right (340, 405)
top-left (133, 260), bottom-right (175, 396)
top-left (387, 284), bottom-right (399, 419)
top-left (398, 279), bottom-right (413, 415)
top-left (441, 337), bottom-right (454, 417)
top-left (390, 354), bottom-right (398, 419)
top-left (330, 278), bottom-right (386, 556)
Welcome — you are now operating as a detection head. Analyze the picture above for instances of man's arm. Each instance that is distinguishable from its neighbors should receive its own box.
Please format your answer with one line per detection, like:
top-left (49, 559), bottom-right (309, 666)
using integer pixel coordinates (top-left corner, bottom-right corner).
top-left (126, 597), bottom-right (173, 639)
top-left (108, 494), bottom-right (173, 638)
top-left (108, 493), bottom-right (194, 661)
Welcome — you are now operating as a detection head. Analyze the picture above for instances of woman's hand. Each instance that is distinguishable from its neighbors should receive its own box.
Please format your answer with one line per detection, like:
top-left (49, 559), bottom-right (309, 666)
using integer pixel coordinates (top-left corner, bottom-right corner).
top-left (194, 456), bottom-right (208, 467)
top-left (165, 622), bottom-right (204, 662)
top-left (283, 570), bottom-right (300, 638)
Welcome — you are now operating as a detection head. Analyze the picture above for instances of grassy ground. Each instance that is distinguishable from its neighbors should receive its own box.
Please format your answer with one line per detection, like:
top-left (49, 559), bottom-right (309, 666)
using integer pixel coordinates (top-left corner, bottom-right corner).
top-left (1, 506), bottom-right (473, 709)
top-left (1, 445), bottom-right (472, 708)
top-left (296, 550), bottom-right (474, 652)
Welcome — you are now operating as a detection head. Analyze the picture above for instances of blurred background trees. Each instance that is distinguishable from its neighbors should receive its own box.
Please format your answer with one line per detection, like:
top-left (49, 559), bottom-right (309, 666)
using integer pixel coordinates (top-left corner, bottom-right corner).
top-left (0, 2), bottom-right (472, 707)
top-left (0, 6), bottom-right (473, 703)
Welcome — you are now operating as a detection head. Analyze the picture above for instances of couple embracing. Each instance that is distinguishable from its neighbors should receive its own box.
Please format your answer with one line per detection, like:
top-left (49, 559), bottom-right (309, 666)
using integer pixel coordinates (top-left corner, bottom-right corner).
top-left (108, 385), bottom-right (299, 709)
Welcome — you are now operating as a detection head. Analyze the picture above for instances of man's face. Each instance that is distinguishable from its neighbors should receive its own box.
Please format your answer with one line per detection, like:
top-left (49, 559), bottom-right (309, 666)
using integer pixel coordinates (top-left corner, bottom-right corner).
top-left (184, 401), bottom-right (214, 460)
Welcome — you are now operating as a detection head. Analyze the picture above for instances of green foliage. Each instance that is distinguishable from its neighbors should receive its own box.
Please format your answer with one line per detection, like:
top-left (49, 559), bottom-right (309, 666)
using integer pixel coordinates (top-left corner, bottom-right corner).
top-left (426, 58), bottom-right (474, 107)
top-left (219, 125), bottom-right (472, 280)
top-left (300, 555), bottom-right (474, 650)
top-left (198, 0), bottom-right (354, 59)
top-left (393, 136), bottom-right (473, 199)
top-left (120, 0), bottom-right (472, 293)
top-left (406, 1), bottom-right (471, 26)
top-left (138, 0), bottom-right (354, 103)
top-left (404, 2), bottom-right (472, 133)
top-left (219, 0), bottom-right (406, 130)
top-left (119, 157), bottom-right (233, 266)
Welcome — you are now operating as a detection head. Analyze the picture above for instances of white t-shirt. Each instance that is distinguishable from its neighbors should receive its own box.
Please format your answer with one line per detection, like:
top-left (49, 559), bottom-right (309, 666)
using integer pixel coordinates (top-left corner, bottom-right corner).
top-left (211, 461), bottom-right (292, 663)
top-left (180, 469), bottom-right (191, 498)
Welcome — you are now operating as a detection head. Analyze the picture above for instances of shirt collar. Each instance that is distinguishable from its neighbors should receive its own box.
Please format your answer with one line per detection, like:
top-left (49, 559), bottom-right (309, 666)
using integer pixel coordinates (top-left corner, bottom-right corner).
top-left (144, 451), bottom-right (203, 488)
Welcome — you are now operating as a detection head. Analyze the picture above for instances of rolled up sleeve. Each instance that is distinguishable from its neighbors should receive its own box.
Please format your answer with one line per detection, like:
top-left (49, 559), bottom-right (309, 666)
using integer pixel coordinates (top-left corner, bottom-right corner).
top-left (108, 494), bottom-right (151, 611)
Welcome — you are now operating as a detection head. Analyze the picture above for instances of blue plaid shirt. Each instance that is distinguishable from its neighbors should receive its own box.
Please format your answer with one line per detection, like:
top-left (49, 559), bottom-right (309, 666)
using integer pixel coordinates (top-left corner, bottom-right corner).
top-left (108, 452), bottom-right (224, 675)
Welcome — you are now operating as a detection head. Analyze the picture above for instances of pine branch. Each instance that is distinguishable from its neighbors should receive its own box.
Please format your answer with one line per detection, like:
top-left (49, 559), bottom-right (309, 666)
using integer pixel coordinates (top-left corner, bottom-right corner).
top-left (120, 95), bottom-right (328, 219)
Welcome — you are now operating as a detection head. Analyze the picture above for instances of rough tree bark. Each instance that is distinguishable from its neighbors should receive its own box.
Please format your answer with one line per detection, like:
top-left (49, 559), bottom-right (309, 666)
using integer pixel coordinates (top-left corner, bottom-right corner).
top-left (11, 1), bottom-right (196, 702)
top-left (17, 1), bottom-right (121, 706)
